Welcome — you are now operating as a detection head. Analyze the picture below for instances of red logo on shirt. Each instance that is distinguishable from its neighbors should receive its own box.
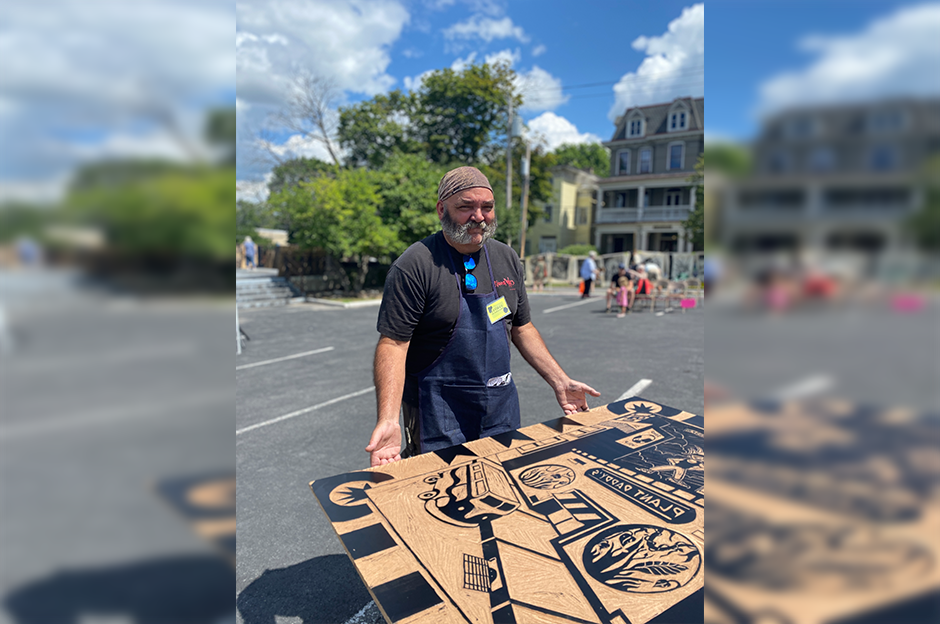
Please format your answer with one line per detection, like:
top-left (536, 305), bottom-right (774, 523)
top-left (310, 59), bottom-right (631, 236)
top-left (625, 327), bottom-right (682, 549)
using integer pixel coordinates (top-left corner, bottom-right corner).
top-left (495, 278), bottom-right (515, 288)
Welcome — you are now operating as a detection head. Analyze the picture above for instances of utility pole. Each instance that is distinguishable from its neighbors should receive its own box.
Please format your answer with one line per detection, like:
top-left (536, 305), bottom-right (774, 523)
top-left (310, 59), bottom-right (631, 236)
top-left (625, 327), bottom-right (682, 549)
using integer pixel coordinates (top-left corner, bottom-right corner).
top-left (518, 142), bottom-right (531, 259)
top-left (505, 99), bottom-right (513, 249)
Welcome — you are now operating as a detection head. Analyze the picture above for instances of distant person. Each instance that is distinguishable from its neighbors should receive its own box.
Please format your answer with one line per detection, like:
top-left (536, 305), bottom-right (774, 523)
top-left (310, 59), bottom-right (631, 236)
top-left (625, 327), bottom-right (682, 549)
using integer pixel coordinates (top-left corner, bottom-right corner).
top-left (580, 251), bottom-right (600, 299)
top-left (532, 255), bottom-right (547, 293)
top-left (243, 236), bottom-right (256, 270)
top-left (634, 266), bottom-right (654, 307)
top-left (644, 259), bottom-right (662, 281)
top-left (16, 236), bottom-right (41, 268)
top-left (615, 273), bottom-right (632, 318)
top-left (606, 264), bottom-right (631, 313)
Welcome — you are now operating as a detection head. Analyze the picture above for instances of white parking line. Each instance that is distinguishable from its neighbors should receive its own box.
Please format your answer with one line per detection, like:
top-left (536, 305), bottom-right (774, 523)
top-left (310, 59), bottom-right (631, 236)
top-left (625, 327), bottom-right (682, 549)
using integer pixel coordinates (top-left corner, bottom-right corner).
top-left (771, 374), bottom-right (834, 401)
top-left (543, 298), bottom-right (598, 314)
top-left (236, 346), bottom-right (334, 371)
top-left (236, 386), bottom-right (375, 436)
top-left (616, 379), bottom-right (653, 402)
top-left (0, 390), bottom-right (231, 441)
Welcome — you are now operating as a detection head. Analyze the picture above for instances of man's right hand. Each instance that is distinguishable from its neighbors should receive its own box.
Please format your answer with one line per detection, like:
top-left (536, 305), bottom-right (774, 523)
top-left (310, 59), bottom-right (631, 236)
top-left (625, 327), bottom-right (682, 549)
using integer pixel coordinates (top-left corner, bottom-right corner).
top-left (365, 420), bottom-right (402, 467)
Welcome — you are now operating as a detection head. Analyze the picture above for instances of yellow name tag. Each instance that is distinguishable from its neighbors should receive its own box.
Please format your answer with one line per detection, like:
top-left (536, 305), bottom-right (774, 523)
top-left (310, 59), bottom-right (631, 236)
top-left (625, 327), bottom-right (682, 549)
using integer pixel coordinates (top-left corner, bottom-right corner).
top-left (486, 296), bottom-right (511, 324)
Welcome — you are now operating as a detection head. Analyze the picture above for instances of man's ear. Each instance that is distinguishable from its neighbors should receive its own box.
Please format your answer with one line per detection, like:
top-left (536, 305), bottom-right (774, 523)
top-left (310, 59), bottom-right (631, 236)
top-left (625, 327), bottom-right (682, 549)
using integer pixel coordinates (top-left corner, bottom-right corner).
top-left (436, 200), bottom-right (445, 219)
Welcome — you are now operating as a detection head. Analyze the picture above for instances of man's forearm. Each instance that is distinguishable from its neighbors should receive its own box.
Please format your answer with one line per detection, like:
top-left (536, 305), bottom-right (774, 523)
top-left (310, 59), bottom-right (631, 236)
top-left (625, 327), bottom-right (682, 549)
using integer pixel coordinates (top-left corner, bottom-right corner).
top-left (510, 323), bottom-right (567, 389)
top-left (373, 335), bottom-right (409, 424)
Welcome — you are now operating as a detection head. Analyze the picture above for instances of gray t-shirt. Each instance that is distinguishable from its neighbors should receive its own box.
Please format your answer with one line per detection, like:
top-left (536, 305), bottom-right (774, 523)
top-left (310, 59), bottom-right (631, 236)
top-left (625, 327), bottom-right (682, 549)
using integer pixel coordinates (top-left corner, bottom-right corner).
top-left (376, 231), bottom-right (531, 374)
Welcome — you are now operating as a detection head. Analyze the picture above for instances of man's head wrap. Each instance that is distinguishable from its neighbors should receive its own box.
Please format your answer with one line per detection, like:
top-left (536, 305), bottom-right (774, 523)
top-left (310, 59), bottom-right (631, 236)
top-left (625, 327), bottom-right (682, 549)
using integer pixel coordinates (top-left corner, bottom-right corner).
top-left (437, 166), bottom-right (493, 203)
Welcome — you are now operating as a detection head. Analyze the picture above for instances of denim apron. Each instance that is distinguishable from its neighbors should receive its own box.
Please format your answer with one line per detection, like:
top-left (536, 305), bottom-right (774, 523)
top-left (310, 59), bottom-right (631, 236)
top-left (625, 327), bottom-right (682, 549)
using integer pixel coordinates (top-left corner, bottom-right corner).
top-left (402, 244), bottom-right (521, 455)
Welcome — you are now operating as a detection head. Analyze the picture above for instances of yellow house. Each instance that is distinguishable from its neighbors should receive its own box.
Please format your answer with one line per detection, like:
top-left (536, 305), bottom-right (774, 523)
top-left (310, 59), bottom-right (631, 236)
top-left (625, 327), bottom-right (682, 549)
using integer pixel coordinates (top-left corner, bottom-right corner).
top-left (524, 165), bottom-right (599, 257)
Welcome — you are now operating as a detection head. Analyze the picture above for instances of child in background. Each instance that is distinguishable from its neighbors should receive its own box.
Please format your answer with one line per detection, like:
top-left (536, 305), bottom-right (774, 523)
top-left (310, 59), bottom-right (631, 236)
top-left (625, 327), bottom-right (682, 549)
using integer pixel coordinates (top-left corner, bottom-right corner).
top-left (616, 274), bottom-right (631, 318)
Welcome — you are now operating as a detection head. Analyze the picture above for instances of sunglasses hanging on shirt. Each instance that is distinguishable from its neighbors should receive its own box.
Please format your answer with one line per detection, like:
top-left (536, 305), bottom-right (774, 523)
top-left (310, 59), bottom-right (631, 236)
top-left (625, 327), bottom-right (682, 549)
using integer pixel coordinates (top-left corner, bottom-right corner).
top-left (463, 255), bottom-right (477, 291)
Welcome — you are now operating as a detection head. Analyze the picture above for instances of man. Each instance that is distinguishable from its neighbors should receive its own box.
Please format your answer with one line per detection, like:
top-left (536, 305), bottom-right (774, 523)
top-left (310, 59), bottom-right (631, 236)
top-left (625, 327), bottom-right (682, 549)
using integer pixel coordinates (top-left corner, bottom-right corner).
top-left (580, 250), bottom-right (600, 298)
top-left (243, 236), bottom-right (256, 270)
top-left (366, 166), bottom-right (599, 467)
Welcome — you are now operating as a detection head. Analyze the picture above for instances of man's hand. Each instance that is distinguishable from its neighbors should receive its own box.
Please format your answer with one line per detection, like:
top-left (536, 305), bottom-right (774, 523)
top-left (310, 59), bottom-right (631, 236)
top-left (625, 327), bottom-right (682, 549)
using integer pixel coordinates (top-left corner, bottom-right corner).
top-left (365, 420), bottom-right (402, 467)
top-left (554, 379), bottom-right (601, 414)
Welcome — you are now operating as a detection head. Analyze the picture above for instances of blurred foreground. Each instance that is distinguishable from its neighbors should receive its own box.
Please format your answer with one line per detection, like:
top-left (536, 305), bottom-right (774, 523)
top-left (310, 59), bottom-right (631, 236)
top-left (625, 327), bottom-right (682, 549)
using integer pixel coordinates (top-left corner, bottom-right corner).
top-left (0, 271), bottom-right (234, 624)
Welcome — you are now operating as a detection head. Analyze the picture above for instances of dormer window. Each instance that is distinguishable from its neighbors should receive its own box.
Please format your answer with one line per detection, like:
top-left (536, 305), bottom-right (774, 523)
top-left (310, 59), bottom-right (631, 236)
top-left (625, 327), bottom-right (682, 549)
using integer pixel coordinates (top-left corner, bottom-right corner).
top-left (669, 111), bottom-right (687, 131)
top-left (869, 109), bottom-right (905, 134)
top-left (627, 115), bottom-right (644, 138)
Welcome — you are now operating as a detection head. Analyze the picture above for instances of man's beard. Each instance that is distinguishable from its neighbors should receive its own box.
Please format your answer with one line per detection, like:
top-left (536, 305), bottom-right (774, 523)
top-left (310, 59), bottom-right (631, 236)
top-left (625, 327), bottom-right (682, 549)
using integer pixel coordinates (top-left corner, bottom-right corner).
top-left (441, 209), bottom-right (498, 245)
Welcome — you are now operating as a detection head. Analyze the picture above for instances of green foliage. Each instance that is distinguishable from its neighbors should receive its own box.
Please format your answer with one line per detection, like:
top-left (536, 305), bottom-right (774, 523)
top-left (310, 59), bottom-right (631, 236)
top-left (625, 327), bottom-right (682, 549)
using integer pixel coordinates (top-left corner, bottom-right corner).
top-left (906, 156), bottom-right (940, 251)
top-left (70, 159), bottom-right (192, 192)
top-left (551, 143), bottom-right (610, 177)
top-left (682, 155), bottom-right (705, 250)
top-left (414, 62), bottom-right (519, 165)
top-left (704, 143), bottom-right (751, 177)
top-left (268, 157), bottom-right (335, 197)
top-left (479, 140), bottom-right (552, 248)
top-left (66, 166), bottom-right (235, 260)
top-left (371, 152), bottom-right (448, 246)
top-left (206, 108), bottom-right (236, 165)
top-left (0, 203), bottom-right (50, 244)
top-left (557, 244), bottom-right (597, 256)
top-left (338, 91), bottom-right (424, 169)
top-left (272, 168), bottom-right (401, 291)
top-left (236, 200), bottom-right (277, 244)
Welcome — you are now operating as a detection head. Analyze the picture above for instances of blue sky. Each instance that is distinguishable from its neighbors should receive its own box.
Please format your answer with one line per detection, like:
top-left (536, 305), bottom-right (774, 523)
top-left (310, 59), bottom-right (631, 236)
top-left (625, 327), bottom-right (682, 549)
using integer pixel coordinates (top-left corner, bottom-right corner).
top-left (707, 0), bottom-right (940, 142)
top-left (0, 0), bottom-right (234, 204)
top-left (236, 0), bottom-right (705, 200)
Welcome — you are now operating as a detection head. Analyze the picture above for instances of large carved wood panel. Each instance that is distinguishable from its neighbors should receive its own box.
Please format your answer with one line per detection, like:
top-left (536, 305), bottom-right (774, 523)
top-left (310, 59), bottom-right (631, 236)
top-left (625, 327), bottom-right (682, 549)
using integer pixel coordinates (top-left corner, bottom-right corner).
top-left (310, 397), bottom-right (704, 624)
top-left (705, 399), bottom-right (940, 624)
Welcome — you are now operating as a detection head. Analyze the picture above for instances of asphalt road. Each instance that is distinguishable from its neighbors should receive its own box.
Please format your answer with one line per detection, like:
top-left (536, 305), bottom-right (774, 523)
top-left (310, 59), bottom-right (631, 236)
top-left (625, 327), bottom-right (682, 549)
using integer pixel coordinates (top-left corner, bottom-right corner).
top-left (235, 292), bottom-right (704, 624)
top-left (0, 281), bottom-right (233, 624)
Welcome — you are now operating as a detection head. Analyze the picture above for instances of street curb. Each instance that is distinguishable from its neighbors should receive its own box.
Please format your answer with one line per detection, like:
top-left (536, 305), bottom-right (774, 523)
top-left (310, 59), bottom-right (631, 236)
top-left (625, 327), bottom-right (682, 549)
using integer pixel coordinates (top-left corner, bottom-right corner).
top-left (305, 297), bottom-right (383, 309)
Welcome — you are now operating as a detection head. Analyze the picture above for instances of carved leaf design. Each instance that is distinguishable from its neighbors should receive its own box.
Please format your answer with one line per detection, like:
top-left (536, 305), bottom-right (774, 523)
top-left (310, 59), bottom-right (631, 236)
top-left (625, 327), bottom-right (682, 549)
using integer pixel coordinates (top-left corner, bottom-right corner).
top-left (630, 561), bottom-right (687, 576)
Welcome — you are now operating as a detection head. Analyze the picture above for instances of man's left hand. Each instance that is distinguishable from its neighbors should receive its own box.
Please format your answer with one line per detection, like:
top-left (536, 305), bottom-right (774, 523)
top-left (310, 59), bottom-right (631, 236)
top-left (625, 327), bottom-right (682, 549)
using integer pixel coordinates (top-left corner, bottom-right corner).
top-left (554, 379), bottom-right (601, 414)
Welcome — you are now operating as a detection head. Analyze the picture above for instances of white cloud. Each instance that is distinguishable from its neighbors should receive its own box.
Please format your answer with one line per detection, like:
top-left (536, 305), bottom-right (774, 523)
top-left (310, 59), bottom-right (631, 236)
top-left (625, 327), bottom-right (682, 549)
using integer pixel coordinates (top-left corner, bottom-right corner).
top-left (450, 52), bottom-right (478, 72)
top-left (526, 112), bottom-right (602, 151)
top-left (517, 66), bottom-right (568, 113)
top-left (532, 44), bottom-right (546, 57)
top-left (236, 175), bottom-right (273, 203)
top-left (404, 70), bottom-right (434, 91)
top-left (443, 16), bottom-right (529, 46)
top-left (758, 3), bottom-right (940, 114)
top-left (236, 0), bottom-right (410, 105)
top-left (257, 133), bottom-right (338, 163)
top-left (484, 48), bottom-right (521, 67)
top-left (608, 3), bottom-right (704, 121)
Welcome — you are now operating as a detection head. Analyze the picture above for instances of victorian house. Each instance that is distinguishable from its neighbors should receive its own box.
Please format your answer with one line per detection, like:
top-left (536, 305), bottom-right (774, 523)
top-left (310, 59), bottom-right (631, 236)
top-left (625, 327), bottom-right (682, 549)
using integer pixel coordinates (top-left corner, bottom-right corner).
top-left (595, 97), bottom-right (704, 253)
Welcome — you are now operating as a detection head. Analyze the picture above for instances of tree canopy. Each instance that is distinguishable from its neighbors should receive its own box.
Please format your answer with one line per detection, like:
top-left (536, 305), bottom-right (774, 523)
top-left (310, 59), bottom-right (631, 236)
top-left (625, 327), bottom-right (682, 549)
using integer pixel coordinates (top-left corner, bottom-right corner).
top-left (550, 143), bottom-right (610, 177)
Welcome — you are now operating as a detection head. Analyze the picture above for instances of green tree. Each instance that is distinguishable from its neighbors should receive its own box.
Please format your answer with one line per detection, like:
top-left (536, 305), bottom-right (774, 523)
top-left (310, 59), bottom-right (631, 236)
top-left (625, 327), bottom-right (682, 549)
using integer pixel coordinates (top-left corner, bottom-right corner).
top-left (206, 108), bottom-right (236, 165)
top-left (274, 168), bottom-right (401, 292)
top-left (371, 152), bottom-right (448, 246)
top-left (338, 91), bottom-right (423, 169)
top-left (414, 62), bottom-right (520, 165)
top-left (551, 143), bottom-right (610, 177)
top-left (906, 156), bottom-right (940, 251)
top-left (682, 155), bottom-right (705, 251)
top-left (705, 142), bottom-right (751, 177)
top-left (67, 166), bottom-right (235, 260)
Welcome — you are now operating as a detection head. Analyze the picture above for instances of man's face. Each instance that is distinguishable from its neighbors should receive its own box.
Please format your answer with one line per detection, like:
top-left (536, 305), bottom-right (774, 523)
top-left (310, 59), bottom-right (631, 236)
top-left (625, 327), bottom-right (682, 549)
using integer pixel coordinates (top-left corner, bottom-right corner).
top-left (437, 187), bottom-right (497, 247)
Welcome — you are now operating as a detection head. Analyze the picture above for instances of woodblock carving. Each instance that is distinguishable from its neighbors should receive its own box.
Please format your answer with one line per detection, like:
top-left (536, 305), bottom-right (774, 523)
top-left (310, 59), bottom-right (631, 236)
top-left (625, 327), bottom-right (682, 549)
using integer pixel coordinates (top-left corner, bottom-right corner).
top-left (310, 397), bottom-right (704, 624)
top-left (704, 399), bottom-right (940, 624)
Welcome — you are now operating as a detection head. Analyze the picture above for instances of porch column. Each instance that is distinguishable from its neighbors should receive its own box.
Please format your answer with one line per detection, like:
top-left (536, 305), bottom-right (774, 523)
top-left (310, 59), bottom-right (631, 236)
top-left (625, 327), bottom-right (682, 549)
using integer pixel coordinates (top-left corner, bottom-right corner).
top-left (637, 185), bottom-right (646, 222)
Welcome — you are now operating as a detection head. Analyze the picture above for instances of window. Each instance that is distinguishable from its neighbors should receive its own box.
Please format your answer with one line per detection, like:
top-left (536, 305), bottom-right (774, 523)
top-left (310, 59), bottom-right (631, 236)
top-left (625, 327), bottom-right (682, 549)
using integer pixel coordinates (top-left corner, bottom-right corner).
top-left (787, 116), bottom-right (815, 139)
top-left (543, 204), bottom-right (553, 222)
top-left (870, 145), bottom-right (897, 171)
top-left (539, 236), bottom-right (556, 253)
top-left (869, 109), bottom-right (905, 133)
top-left (577, 207), bottom-right (588, 225)
top-left (809, 147), bottom-right (835, 172)
top-left (617, 150), bottom-right (630, 175)
top-left (665, 190), bottom-right (682, 206)
top-left (767, 150), bottom-right (790, 174)
top-left (668, 143), bottom-right (684, 170)
top-left (627, 116), bottom-right (644, 138)
top-left (639, 148), bottom-right (652, 174)
top-left (614, 192), bottom-right (626, 208)
top-left (669, 111), bottom-right (688, 131)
